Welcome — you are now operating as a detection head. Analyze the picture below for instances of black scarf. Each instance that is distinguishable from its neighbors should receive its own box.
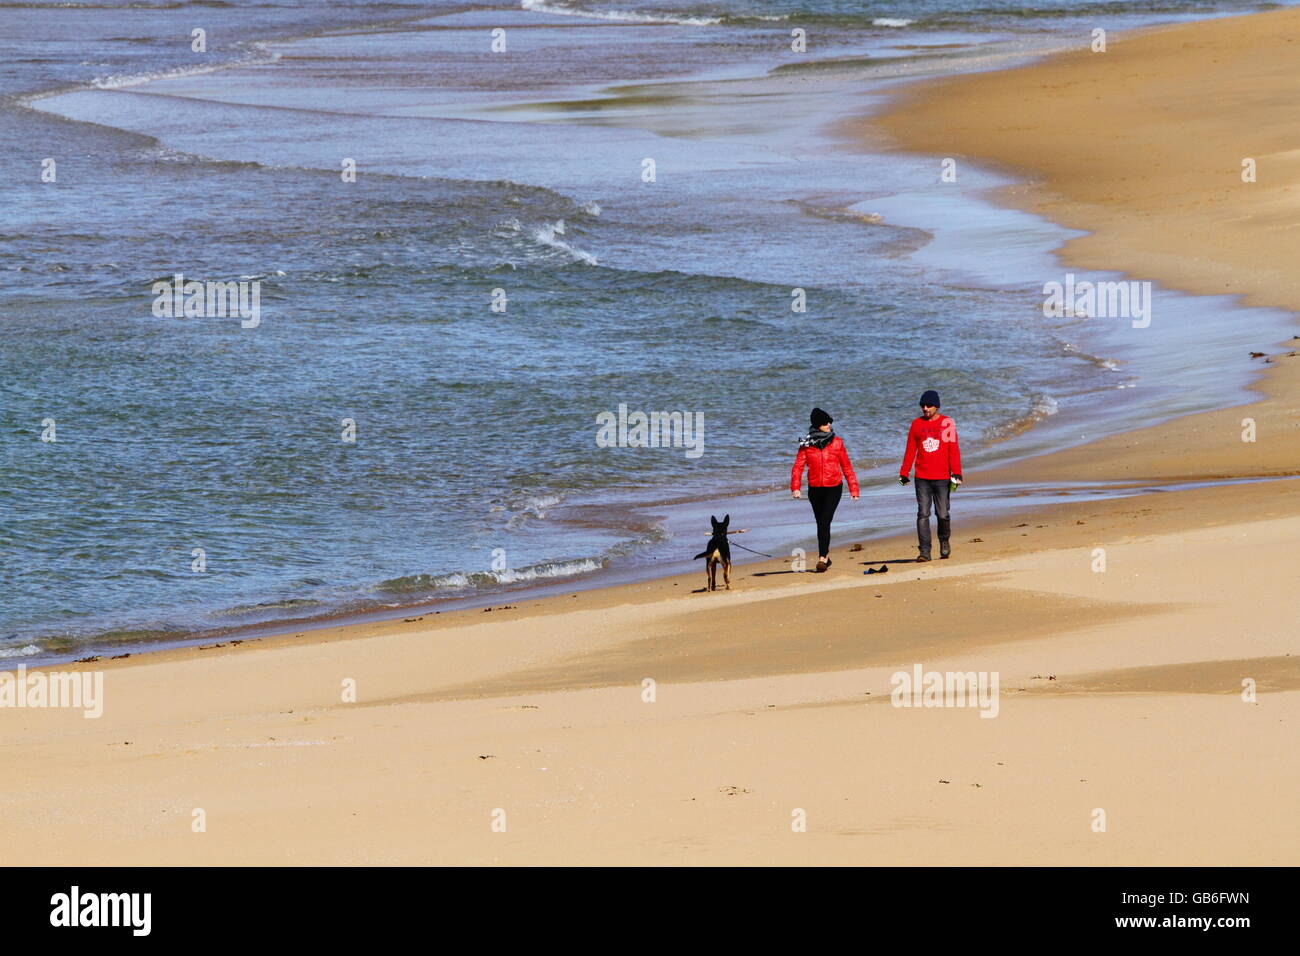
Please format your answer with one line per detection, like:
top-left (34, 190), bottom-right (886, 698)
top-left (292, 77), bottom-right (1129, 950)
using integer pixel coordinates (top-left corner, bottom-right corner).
top-left (799, 427), bottom-right (835, 450)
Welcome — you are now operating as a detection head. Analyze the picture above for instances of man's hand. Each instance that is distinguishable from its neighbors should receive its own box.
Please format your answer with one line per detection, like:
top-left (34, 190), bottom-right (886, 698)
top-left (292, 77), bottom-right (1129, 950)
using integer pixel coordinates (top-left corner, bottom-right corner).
top-left (899, 475), bottom-right (909, 486)
top-left (951, 476), bottom-right (963, 486)
top-left (792, 489), bottom-right (801, 499)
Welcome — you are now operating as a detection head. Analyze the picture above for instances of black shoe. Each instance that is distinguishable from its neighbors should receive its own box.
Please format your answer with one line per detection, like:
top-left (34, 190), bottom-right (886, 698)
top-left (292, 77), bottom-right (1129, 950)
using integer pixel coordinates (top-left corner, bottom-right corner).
top-left (815, 557), bottom-right (828, 573)
top-left (940, 543), bottom-right (951, 559)
top-left (916, 554), bottom-right (931, 563)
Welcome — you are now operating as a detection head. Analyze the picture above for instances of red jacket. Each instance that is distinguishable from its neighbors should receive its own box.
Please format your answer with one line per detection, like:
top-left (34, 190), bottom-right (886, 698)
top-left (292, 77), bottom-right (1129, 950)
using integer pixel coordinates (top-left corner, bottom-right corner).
top-left (900, 414), bottom-right (962, 481)
top-left (791, 435), bottom-right (859, 495)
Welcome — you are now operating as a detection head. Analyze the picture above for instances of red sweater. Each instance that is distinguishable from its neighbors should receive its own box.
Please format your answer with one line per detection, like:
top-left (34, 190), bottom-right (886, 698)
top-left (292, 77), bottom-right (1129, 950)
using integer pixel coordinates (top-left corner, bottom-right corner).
top-left (791, 435), bottom-right (859, 495)
top-left (900, 415), bottom-right (962, 481)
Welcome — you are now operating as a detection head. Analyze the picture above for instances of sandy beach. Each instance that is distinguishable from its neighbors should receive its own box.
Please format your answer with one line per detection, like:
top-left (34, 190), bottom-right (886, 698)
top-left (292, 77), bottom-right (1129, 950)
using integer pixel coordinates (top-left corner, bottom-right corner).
top-left (5, 10), bottom-right (1300, 866)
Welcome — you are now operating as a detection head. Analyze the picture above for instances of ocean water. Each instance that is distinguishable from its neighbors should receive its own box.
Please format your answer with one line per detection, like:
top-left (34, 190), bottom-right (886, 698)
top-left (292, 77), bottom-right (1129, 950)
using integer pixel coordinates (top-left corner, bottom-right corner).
top-left (1, 0), bottom-right (1293, 660)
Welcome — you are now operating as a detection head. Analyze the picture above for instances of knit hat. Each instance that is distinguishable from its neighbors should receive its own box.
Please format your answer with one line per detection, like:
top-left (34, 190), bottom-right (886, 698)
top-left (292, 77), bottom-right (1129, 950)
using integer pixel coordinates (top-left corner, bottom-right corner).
top-left (810, 407), bottom-right (833, 427)
top-left (919, 390), bottom-right (941, 408)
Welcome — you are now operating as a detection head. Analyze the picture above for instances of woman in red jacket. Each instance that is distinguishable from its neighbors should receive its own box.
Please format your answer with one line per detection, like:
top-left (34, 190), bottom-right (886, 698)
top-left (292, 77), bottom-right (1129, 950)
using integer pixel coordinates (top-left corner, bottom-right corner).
top-left (791, 407), bottom-right (859, 572)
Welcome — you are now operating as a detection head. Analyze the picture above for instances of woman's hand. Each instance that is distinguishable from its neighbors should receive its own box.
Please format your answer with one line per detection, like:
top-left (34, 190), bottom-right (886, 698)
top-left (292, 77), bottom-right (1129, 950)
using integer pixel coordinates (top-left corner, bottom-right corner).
top-left (850, 493), bottom-right (859, 500)
top-left (792, 489), bottom-right (801, 499)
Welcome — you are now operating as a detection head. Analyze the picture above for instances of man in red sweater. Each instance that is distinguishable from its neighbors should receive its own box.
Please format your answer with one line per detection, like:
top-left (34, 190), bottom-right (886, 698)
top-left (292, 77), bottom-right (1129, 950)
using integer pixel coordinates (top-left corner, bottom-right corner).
top-left (899, 389), bottom-right (962, 561)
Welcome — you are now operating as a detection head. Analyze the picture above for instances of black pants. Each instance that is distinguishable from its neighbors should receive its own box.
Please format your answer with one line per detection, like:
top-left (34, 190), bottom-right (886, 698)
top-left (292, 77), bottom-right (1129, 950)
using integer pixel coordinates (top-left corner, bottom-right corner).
top-left (915, 478), bottom-right (951, 557)
top-left (808, 483), bottom-right (843, 558)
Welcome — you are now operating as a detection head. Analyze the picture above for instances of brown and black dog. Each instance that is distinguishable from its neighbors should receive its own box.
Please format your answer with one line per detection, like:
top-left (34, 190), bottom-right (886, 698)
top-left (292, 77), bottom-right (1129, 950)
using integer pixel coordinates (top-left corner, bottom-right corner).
top-left (693, 514), bottom-right (731, 591)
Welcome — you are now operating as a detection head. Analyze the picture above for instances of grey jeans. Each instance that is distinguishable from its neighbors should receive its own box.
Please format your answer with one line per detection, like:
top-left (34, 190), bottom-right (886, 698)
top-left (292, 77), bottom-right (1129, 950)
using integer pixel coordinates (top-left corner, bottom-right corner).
top-left (915, 478), bottom-right (951, 556)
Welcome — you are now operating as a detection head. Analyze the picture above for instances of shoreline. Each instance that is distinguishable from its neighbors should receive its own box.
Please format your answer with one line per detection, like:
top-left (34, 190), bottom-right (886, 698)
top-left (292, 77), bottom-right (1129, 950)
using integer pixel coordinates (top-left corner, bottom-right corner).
top-left (4, 8), bottom-right (1300, 864)
top-left (10, 468), bottom-right (1296, 672)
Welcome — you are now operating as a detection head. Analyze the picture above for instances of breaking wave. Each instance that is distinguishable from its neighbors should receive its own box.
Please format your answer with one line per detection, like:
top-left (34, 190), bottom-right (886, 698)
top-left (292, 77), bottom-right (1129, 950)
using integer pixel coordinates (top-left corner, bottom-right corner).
top-left (531, 220), bottom-right (600, 265)
top-left (87, 42), bottom-right (279, 90)
top-left (375, 557), bottom-right (605, 595)
top-left (520, 0), bottom-right (723, 26)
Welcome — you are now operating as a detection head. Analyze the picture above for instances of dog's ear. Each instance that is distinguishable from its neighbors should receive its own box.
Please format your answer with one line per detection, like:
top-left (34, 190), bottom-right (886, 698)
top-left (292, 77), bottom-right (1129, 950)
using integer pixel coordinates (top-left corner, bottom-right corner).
top-left (722, 513), bottom-right (730, 528)
top-left (710, 514), bottom-right (718, 528)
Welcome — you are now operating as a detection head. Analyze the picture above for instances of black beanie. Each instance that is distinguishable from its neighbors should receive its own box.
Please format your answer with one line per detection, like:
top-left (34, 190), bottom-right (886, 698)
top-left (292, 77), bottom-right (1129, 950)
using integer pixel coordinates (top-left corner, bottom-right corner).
top-left (919, 390), bottom-right (941, 408)
top-left (810, 407), bottom-right (833, 427)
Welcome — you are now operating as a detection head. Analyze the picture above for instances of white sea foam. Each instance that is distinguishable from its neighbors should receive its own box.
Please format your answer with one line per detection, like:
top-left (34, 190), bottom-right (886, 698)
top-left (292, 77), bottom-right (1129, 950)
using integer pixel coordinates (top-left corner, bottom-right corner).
top-left (433, 572), bottom-right (472, 589)
top-left (984, 394), bottom-right (1061, 442)
top-left (532, 220), bottom-right (599, 265)
top-left (521, 0), bottom-right (722, 26)
top-left (494, 217), bottom-right (523, 236)
top-left (0, 645), bottom-right (41, 660)
top-left (421, 558), bottom-right (603, 590)
top-left (504, 492), bottom-right (565, 530)
top-left (89, 44), bottom-right (280, 91)
top-left (490, 558), bottom-right (602, 585)
top-left (873, 18), bottom-right (915, 27)
top-left (522, 493), bottom-right (563, 517)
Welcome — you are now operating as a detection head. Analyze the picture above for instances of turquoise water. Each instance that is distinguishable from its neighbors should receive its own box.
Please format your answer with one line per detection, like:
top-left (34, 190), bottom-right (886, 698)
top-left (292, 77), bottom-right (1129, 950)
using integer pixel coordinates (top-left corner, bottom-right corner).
top-left (1, 0), bottom-right (1293, 660)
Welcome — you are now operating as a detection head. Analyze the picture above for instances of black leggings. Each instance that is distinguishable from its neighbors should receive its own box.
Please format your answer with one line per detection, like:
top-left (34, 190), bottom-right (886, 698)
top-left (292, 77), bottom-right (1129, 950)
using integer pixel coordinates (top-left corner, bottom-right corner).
top-left (807, 483), bottom-right (843, 558)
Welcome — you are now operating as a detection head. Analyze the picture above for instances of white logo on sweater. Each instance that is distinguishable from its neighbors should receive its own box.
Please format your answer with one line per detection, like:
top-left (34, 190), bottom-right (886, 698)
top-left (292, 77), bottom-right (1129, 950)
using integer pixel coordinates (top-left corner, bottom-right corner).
top-left (922, 437), bottom-right (940, 453)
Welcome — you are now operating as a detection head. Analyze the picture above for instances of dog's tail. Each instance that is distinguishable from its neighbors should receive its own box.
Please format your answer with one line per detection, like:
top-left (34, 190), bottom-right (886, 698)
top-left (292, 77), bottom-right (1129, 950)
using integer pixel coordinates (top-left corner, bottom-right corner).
top-left (693, 550), bottom-right (710, 560)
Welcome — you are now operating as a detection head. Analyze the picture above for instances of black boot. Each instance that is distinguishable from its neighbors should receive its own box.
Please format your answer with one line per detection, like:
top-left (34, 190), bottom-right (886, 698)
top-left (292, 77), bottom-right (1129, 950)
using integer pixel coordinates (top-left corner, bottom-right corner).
top-left (938, 518), bottom-right (951, 559)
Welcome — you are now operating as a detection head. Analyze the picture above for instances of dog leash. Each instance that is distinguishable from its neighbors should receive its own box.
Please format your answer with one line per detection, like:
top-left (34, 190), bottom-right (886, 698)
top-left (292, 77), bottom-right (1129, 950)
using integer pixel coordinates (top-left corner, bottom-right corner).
top-left (728, 541), bottom-right (773, 558)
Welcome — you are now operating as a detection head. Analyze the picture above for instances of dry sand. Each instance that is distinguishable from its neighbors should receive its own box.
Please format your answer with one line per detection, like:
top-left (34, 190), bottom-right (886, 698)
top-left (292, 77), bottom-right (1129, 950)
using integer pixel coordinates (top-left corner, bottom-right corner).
top-left (3, 11), bottom-right (1299, 865)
